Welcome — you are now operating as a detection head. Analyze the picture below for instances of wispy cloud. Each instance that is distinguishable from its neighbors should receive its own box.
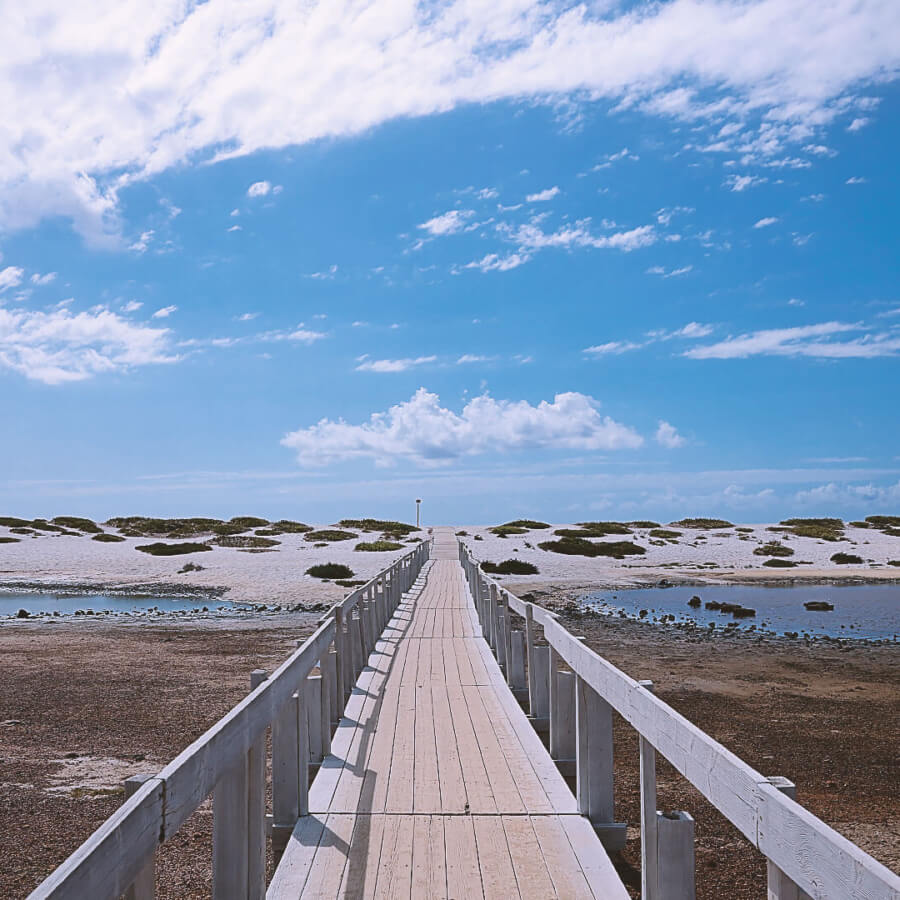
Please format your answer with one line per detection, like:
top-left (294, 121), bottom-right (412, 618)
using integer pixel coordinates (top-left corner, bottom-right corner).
top-left (847, 117), bottom-right (870, 131)
top-left (418, 210), bottom-right (475, 236)
top-left (645, 264), bottom-right (693, 278)
top-left (525, 186), bottom-right (560, 203)
top-left (247, 181), bottom-right (272, 198)
top-left (308, 264), bottom-right (338, 280)
top-left (30, 272), bottom-right (57, 286)
top-left (753, 216), bottom-right (779, 228)
top-left (0, 266), bottom-right (24, 292)
top-left (462, 252), bottom-right (531, 273)
top-left (282, 388), bottom-right (643, 465)
top-left (583, 341), bottom-right (645, 356)
top-left (846, 176), bottom-right (867, 184)
top-left (355, 355), bottom-right (437, 373)
top-left (725, 174), bottom-right (767, 192)
top-left (152, 305), bottom-right (177, 318)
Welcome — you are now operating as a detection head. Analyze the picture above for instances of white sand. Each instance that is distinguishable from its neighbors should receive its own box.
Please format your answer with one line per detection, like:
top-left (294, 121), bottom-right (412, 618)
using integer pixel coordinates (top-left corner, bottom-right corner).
top-left (1, 522), bottom-right (898, 609)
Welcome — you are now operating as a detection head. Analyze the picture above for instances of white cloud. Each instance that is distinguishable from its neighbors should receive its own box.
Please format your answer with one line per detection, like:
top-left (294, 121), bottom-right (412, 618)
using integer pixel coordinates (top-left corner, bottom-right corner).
top-left (247, 181), bottom-right (271, 198)
top-left (0, 266), bottom-right (25, 292)
top-left (583, 341), bottom-right (645, 356)
top-left (456, 354), bottom-right (491, 364)
top-left (463, 252), bottom-right (531, 273)
top-left (30, 272), bottom-right (57, 286)
top-left (508, 221), bottom-right (657, 253)
top-left (122, 300), bottom-right (143, 312)
top-left (684, 321), bottom-right (900, 359)
top-left (591, 148), bottom-right (639, 169)
top-left (418, 210), bottom-right (475, 236)
top-left (525, 186), bottom-right (560, 203)
top-left (753, 216), bottom-right (779, 228)
top-left (281, 388), bottom-right (644, 465)
top-left (128, 230), bottom-right (154, 253)
top-left (0, 306), bottom-right (176, 384)
top-left (152, 305), bottom-right (177, 318)
top-left (230, 208), bottom-right (240, 217)
top-left (308, 264), bottom-right (338, 279)
top-left (846, 176), bottom-right (867, 184)
top-left (655, 206), bottom-right (693, 225)
top-left (803, 143), bottom-right (836, 156)
top-left (227, 224), bottom-right (242, 232)
top-left (847, 117), bottom-right (870, 131)
top-left (664, 321), bottom-right (714, 339)
top-left (285, 327), bottom-right (326, 344)
top-left (236, 312), bottom-right (259, 321)
top-left (645, 264), bottom-right (693, 278)
top-left (655, 420), bottom-right (686, 448)
top-left (725, 174), bottom-right (767, 192)
top-left (4, 0), bottom-right (897, 242)
top-left (356, 355), bottom-right (437, 373)
top-left (788, 297), bottom-right (805, 306)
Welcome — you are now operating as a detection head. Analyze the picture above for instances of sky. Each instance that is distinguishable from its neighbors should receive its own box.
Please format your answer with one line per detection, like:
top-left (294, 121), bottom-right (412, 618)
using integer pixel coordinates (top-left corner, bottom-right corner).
top-left (2, 0), bottom-right (899, 525)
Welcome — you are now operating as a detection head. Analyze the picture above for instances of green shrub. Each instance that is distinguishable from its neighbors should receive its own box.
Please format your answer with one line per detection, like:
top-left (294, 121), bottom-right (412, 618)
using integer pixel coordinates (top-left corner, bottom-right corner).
top-left (229, 516), bottom-right (270, 528)
top-left (671, 518), bottom-right (733, 529)
top-left (865, 515), bottom-right (900, 529)
top-left (500, 520), bottom-right (550, 530)
top-left (736, 527), bottom-right (754, 533)
top-left (762, 558), bottom-right (797, 567)
top-left (10, 527), bottom-right (34, 534)
top-left (51, 516), bottom-right (102, 533)
top-left (455, 530), bottom-right (468, 536)
top-left (107, 517), bottom-right (224, 537)
top-left (490, 526), bottom-right (528, 536)
top-left (272, 520), bottom-right (313, 533)
top-left (849, 521), bottom-right (870, 528)
top-left (0, 516), bottom-right (31, 528)
top-left (888, 560), bottom-right (900, 567)
top-left (336, 579), bottom-right (366, 587)
top-left (179, 562), bottom-right (204, 573)
top-left (883, 527), bottom-right (900, 538)
top-left (30, 520), bottom-right (66, 532)
top-left (305, 529), bottom-right (357, 542)
top-left (574, 521), bottom-right (632, 535)
top-left (135, 542), bottom-right (212, 556)
top-left (212, 523), bottom-right (250, 536)
top-left (92, 533), bottom-right (126, 543)
top-left (830, 552), bottom-right (863, 564)
top-left (538, 537), bottom-right (645, 558)
top-left (627, 520), bottom-right (660, 528)
top-left (0, 536), bottom-right (21, 543)
top-left (254, 528), bottom-right (282, 536)
top-left (481, 559), bottom-right (539, 575)
top-left (306, 563), bottom-right (354, 579)
top-left (753, 542), bottom-right (794, 557)
top-left (355, 541), bottom-right (404, 552)
top-left (649, 529), bottom-right (682, 539)
top-left (774, 517), bottom-right (844, 541)
top-left (473, 534), bottom-right (483, 541)
top-left (215, 535), bottom-right (280, 549)
top-left (339, 518), bottom-right (417, 536)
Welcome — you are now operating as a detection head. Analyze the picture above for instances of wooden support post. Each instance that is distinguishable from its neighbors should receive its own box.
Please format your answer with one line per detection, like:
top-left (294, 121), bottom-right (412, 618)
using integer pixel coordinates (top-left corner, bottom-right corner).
top-left (497, 612), bottom-right (508, 671)
top-left (325, 649), bottom-right (339, 728)
top-left (124, 775), bottom-right (156, 900)
top-left (213, 750), bottom-right (248, 899)
top-left (576, 675), bottom-right (626, 851)
top-left (639, 679), bottom-right (659, 900)
top-left (334, 608), bottom-right (347, 708)
top-left (548, 645), bottom-right (560, 756)
top-left (502, 593), bottom-right (513, 679)
top-left (765, 777), bottom-right (811, 900)
top-left (656, 811), bottom-right (695, 900)
top-left (553, 670), bottom-right (577, 763)
top-left (525, 604), bottom-right (536, 714)
top-left (306, 674), bottom-right (323, 764)
top-left (247, 670), bottom-right (267, 900)
top-left (509, 630), bottom-right (527, 691)
top-left (351, 608), bottom-right (364, 679)
top-left (320, 657), bottom-right (334, 755)
top-left (271, 689), bottom-right (302, 860)
top-left (489, 583), bottom-right (500, 653)
top-left (530, 644), bottom-right (550, 723)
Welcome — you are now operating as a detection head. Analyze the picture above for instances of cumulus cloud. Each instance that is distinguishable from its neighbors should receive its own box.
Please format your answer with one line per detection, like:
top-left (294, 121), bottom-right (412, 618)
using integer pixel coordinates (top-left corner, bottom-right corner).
top-left (753, 217), bottom-right (779, 228)
top-left (525, 186), bottom-right (560, 202)
top-left (463, 252), bottom-right (531, 273)
top-left (725, 174), bottom-right (767, 191)
top-left (4, 0), bottom-right (898, 241)
top-left (0, 266), bottom-right (25, 292)
top-left (122, 300), bottom-right (143, 312)
top-left (281, 388), bottom-right (643, 465)
top-left (0, 306), bottom-right (176, 384)
top-left (655, 420), bottom-right (686, 448)
top-left (507, 221), bottom-right (657, 254)
top-left (847, 117), bottom-right (870, 131)
top-left (30, 272), bottom-right (57, 286)
top-left (418, 210), bottom-right (475, 236)
top-left (247, 181), bottom-right (272, 197)
top-left (684, 321), bottom-right (900, 359)
top-left (356, 355), bottom-right (437, 373)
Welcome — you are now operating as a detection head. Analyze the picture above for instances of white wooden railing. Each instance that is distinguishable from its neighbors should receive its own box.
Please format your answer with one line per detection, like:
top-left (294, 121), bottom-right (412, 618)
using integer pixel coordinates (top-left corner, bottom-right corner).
top-left (28, 540), bottom-right (430, 900)
top-left (458, 540), bottom-right (900, 900)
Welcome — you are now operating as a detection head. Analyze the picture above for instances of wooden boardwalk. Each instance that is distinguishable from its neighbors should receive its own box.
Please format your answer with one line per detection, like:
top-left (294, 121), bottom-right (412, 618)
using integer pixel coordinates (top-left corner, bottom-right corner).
top-left (268, 529), bottom-right (628, 898)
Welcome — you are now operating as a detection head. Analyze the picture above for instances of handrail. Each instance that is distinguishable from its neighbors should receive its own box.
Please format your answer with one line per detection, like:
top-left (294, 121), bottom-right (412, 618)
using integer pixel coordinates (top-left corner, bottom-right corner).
top-left (29, 538), bottom-right (431, 900)
top-left (459, 539), bottom-right (900, 900)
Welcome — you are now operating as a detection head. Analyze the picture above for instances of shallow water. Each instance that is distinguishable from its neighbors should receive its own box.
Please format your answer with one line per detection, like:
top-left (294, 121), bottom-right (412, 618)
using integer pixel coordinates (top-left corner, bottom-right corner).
top-left (0, 591), bottom-right (248, 617)
top-left (583, 583), bottom-right (900, 641)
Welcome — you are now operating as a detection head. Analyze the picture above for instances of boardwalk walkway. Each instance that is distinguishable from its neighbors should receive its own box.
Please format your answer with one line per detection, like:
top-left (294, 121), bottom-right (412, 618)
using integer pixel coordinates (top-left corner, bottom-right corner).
top-left (268, 528), bottom-right (628, 898)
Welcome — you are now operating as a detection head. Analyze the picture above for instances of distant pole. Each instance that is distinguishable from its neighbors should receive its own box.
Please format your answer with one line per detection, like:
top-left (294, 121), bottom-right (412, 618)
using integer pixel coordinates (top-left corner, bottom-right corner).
top-left (416, 498), bottom-right (421, 528)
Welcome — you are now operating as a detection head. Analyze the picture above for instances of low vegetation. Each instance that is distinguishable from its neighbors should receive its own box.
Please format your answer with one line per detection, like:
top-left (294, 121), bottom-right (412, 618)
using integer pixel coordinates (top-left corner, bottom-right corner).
top-left (338, 518), bottom-right (418, 537)
top-left (649, 528), bottom-right (682, 539)
top-left (229, 516), bottom-right (269, 528)
top-left (0, 536), bottom-right (21, 543)
top-left (107, 517), bottom-right (226, 538)
top-left (135, 542), bottom-right (213, 556)
top-left (538, 537), bottom-right (645, 558)
top-left (306, 563), bottom-right (354, 579)
top-left (627, 520), bottom-right (660, 528)
top-left (273, 520), bottom-right (313, 533)
top-left (490, 525), bottom-right (528, 536)
top-left (762, 559), bottom-right (797, 567)
top-left (336, 579), bottom-right (366, 587)
top-left (888, 560), bottom-right (900, 567)
top-left (92, 533), bottom-right (125, 543)
top-left (830, 552), bottom-right (863, 564)
top-left (51, 516), bottom-right (102, 533)
top-left (304, 529), bottom-right (357, 542)
top-left (480, 559), bottom-right (539, 575)
top-left (498, 519), bottom-right (549, 530)
top-left (772, 517), bottom-right (845, 542)
top-left (864, 515), bottom-right (900, 529)
top-left (355, 540), bottom-right (404, 552)
top-left (178, 562), bottom-right (205, 573)
top-left (671, 518), bottom-right (733, 529)
top-left (574, 521), bottom-right (632, 535)
top-left (214, 535), bottom-right (280, 549)
top-left (753, 542), bottom-right (794, 557)
top-left (0, 517), bottom-right (31, 528)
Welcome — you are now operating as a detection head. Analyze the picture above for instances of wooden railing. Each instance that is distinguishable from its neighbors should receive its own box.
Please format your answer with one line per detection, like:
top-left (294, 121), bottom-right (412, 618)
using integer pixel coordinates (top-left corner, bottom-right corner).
top-left (458, 540), bottom-right (900, 900)
top-left (28, 539), bottom-right (431, 900)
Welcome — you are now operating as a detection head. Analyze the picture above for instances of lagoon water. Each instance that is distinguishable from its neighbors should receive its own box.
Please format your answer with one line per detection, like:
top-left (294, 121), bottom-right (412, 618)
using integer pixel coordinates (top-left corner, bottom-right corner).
top-left (0, 591), bottom-right (247, 617)
top-left (584, 583), bottom-right (900, 641)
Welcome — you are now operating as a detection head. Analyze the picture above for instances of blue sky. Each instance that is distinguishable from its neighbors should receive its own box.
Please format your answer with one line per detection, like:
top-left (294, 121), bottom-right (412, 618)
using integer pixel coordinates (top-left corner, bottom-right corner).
top-left (2, 0), bottom-right (899, 525)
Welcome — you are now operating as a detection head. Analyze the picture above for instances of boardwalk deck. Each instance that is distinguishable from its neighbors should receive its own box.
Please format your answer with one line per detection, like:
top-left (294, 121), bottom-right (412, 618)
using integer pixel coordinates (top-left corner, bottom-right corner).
top-left (268, 529), bottom-right (628, 899)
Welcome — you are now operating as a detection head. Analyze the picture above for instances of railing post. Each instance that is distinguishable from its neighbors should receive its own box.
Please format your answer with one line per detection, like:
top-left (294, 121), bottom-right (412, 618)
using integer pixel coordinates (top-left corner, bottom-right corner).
top-left (325, 649), bottom-right (339, 731)
top-left (489, 583), bottom-right (500, 652)
top-left (639, 679), bottom-right (659, 900)
top-left (525, 604), bottom-right (536, 713)
top-left (656, 811), bottom-right (695, 900)
top-left (334, 607), bottom-right (346, 708)
top-left (271, 687), bottom-right (304, 859)
top-left (553, 670), bottom-right (576, 764)
top-left (765, 777), bottom-right (811, 900)
top-left (548, 645), bottom-right (560, 757)
top-left (576, 675), bottom-right (626, 850)
top-left (306, 674), bottom-right (323, 764)
top-left (509, 629), bottom-right (527, 691)
top-left (530, 644), bottom-right (550, 726)
top-left (352, 606), bottom-right (365, 676)
top-left (124, 775), bottom-right (156, 900)
top-left (247, 670), bottom-right (268, 900)
top-left (502, 592), bottom-right (513, 679)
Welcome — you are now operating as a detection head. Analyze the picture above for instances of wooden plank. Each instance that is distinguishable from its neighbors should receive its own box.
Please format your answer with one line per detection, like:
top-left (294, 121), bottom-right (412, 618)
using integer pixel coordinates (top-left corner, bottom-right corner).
top-left (265, 815), bottom-right (327, 899)
top-left (374, 814), bottom-right (414, 899)
top-left (338, 813), bottom-right (385, 898)
top-left (431, 682), bottom-right (467, 813)
top-left (446, 682), bottom-right (497, 814)
top-left (385, 683), bottom-right (417, 813)
top-left (303, 813), bottom-right (356, 897)
top-left (558, 814), bottom-right (631, 900)
top-left (444, 815), bottom-right (483, 900)
top-left (411, 815), bottom-right (447, 899)
top-left (413, 677), bottom-right (441, 813)
top-left (500, 816), bottom-right (556, 899)
top-left (473, 815), bottom-right (519, 900)
top-left (529, 816), bottom-right (593, 900)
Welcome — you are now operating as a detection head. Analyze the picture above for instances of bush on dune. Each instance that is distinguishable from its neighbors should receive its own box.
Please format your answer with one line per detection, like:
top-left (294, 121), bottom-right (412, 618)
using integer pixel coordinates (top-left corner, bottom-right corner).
top-left (539, 537), bottom-right (645, 558)
top-left (499, 520), bottom-right (550, 530)
top-left (355, 540), bottom-right (404, 552)
top-left (214, 535), bottom-right (280, 549)
top-left (92, 533), bottom-right (126, 543)
top-left (305, 529), bottom-right (357, 542)
top-left (306, 563), bottom-right (354, 579)
top-left (830, 552), bottom-right (863, 564)
top-left (136, 542), bottom-right (212, 556)
top-left (671, 518), bottom-right (733, 529)
top-left (339, 518), bottom-right (418, 537)
top-left (229, 516), bottom-right (270, 528)
top-left (481, 559), bottom-right (539, 575)
top-left (753, 542), bottom-right (794, 557)
top-left (574, 521), bottom-right (632, 535)
top-left (51, 516), bottom-right (102, 533)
